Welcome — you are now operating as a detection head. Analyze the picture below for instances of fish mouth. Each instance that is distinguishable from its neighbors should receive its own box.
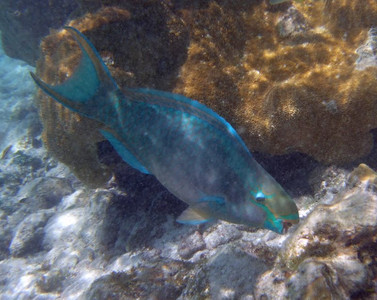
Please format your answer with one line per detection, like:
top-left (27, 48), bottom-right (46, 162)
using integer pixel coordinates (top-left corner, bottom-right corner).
top-left (282, 220), bottom-right (296, 233)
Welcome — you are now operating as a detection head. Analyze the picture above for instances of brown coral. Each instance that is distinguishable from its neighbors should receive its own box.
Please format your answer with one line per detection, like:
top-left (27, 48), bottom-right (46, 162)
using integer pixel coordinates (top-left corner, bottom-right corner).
top-left (174, 0), bottom-right (377, 164)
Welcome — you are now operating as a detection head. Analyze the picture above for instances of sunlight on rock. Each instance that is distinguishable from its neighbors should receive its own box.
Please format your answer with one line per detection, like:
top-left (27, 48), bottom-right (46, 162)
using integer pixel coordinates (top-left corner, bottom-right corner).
top-left (56, 212), bottom-right (77, 228)
top-left (15, 274), bottom-right (35, 293)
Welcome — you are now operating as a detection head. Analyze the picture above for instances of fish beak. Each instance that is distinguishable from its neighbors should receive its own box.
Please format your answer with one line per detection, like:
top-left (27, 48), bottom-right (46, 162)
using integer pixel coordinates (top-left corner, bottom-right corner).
top-left (263, 218), bottom-right (284, 234)
top-left (282, 220), bottom-right (294, 233)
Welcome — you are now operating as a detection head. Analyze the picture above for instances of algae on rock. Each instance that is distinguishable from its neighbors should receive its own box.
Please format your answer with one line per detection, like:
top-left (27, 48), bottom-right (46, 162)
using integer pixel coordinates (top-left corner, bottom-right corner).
top-left (254, 163), bottom-right (377, 299)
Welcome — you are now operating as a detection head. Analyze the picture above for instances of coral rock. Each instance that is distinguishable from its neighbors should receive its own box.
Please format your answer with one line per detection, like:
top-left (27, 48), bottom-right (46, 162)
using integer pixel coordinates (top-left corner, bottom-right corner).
top-left (254, 165), bottom-right (377, 299)
top-left (10, 209), bottom-right (55, 257)
top-left (174, 0), bottom-right (377, 164)
top-left (178, 231), bottom-right (206, 259)
top-left (85, 261), bottom-right (191, 300)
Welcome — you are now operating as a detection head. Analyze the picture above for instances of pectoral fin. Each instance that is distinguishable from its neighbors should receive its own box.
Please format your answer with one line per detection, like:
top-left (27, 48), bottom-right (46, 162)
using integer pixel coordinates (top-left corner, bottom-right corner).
top-left (177, 207), bottom-right (213, 225)
top-left (100, 129), bottom-right (150, 174)
top-left (177, 196), bottom-right (225, 225)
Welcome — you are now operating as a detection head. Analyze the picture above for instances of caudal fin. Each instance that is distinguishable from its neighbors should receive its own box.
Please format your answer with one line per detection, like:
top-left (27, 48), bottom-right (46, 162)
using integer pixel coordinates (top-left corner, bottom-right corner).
top-left (30, 26), bottom-right (119, 117)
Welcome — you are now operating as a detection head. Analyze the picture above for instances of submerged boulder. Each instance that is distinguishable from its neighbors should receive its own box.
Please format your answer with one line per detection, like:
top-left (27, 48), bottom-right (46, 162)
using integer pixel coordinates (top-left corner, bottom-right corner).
top-left (255, 164), bottom-right (377, 299)
top-left (10, 209), bottom-right (55, 257)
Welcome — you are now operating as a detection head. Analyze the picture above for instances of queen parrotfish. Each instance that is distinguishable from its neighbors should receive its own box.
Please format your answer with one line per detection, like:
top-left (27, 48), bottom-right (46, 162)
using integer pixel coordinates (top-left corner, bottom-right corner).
top-left (30, 27), bottom-right (299, 233)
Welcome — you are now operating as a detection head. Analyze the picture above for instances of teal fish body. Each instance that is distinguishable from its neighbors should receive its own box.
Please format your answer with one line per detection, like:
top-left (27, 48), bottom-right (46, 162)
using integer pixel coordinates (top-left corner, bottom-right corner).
top-left (31, 27), bottom-right (299, 233)
top-left (269, 0), bottom-right (290, 4)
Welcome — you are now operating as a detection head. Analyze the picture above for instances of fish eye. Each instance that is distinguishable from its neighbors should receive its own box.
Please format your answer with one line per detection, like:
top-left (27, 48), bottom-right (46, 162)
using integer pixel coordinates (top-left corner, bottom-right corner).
top-left (255, 191), bottom-right (266, 202)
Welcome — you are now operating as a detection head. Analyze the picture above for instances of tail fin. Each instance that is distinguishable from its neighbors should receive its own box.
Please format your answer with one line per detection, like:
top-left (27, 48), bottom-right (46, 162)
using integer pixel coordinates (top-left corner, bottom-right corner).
top-left (30, 27), bottom-right (119, 117)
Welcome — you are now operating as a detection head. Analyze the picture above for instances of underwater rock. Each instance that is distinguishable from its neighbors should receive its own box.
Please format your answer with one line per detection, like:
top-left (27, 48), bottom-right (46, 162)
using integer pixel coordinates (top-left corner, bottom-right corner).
top-left (0, 211), bottom-right (12, 260)
top-left (9, 209), bottom-right (55, 257)
top-left (281, 190), bottom-right (377, 271)
top-left (11, 150), bottom-right (43, 173)
top-left (0, 0), bottom-right (79, 65)
top-left (253, 268), bottom-right (287, 300)
top-left (308, 165), bottom-right (348, 205)
top-left (178, 230), bottom-right (206, 259)
top-left (348, 163), bottom-right (377, 188)
top-left (42, 207), bottom-right (87, 251)
top-left (276, 6), bottom-right (308, 38)
top-left (204, 223), bottom-right (242, 249)
top-left (36, 269), bottom-right (65, 293)
top-left (286, 257), bottom-right (367, 300)
top-left (84, 260), bottom-right (191, 300)
top-left (174, 0), bottom-right (377, 165)
top-left (254, 164), bottom-right (377, 299)
top-left (16, 177), bottom-right (73, 211)
top-left (1, 176), bottom-right (71, 258)
top-left (181, 244), bottom-right (268, 299)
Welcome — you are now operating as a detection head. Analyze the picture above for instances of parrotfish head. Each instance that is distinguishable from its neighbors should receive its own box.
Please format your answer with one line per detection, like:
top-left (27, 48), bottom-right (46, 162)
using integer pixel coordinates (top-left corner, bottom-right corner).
top-left (248, 171), bottom-right (299, 234)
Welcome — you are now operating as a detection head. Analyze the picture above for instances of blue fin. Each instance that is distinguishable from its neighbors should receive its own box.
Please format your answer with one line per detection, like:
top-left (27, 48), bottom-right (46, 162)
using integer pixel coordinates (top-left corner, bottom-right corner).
top-left (129, 88), bottom-right (251, 155)
top-left (30, 26), bottom-right (119, 117)
top-left (100, 129), bottom-right (150, 175)
top-left (177, 207), bottom-right (213, 225)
